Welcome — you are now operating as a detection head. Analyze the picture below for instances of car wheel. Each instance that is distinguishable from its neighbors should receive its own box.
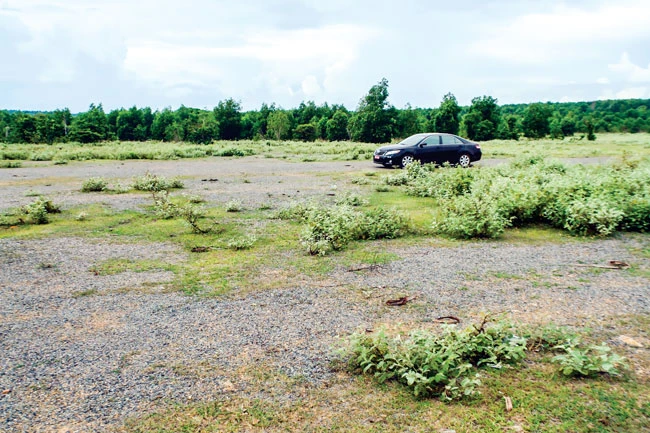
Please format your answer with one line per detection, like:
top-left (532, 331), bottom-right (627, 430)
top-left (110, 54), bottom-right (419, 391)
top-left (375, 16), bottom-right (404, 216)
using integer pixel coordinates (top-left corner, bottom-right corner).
top-left (400, 154), bottom-right (415, 168)
top-left (458, 153), bottom-right (471, 168)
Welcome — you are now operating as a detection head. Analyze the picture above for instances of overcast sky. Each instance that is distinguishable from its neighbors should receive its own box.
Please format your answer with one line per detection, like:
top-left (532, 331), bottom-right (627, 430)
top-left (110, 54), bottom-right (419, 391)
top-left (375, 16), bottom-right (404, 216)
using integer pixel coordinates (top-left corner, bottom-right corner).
top-left (2, 0), bottom-right (650, 112)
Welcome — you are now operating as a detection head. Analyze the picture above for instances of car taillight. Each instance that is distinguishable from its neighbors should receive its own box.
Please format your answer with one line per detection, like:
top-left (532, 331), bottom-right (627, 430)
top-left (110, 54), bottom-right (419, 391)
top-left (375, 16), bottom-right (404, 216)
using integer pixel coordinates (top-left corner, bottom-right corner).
top-left (475, 144), bottom-right (481, 149)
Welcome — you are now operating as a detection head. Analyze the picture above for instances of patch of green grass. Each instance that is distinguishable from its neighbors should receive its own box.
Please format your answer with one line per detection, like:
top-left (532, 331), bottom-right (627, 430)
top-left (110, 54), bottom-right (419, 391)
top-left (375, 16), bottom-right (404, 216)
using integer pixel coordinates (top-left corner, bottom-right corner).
top-left (124, 358), bottom-right (650, 433)
top-left (71, 289), bottom-right (98, 298)
top-left (90, 258), bottom-right (176, 276)
top-left (489, 271), bottom-right (522, 280)
top-left (367, 190), bottom-right (435, 233)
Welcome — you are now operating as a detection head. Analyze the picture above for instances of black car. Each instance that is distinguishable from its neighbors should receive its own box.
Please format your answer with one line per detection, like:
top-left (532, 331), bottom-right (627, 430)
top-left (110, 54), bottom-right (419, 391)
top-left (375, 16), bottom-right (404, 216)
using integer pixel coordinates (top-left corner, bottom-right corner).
top-left (373, 133), bottom-right (481, 168)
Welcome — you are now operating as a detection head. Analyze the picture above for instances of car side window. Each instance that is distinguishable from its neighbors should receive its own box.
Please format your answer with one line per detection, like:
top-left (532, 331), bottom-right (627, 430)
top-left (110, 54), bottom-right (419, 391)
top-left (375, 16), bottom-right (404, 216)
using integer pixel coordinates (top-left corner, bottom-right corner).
top-left (421, 135), bottom-right (440, 145)
top-left (453, 137), bottom-right (463, 144)
top-left (441, 135), bottom-right (456, 145)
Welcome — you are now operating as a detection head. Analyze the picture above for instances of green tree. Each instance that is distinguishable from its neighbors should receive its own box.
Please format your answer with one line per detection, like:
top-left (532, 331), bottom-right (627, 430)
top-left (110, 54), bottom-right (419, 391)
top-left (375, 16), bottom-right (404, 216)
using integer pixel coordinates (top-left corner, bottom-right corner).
top-left (294, 123), bottom-right (317, 141)
top-left (213, 98), bottom-right (242, 140)
top-left (549, 114), bottom-right (563, 139)
top-left (560, 114), bottom-right (577, 136)
top-left (151, 108), bottom-right (176, 141)
top-left (186, 112), bottom-right (219, 144)
top-left (462, 96), bottom-right (500, 141)
top-left (116, 106), bottom-right (146, 141)
top-left (326, 110), bottom-right (349, 141)
top-left (434, 93), bottom-right (460, 134)
top-left (497, 115), bottom-right (520, 140)
top-left (522, 103), bottom-right (552, 138)
top-left (348, 78), bottom-right (395, 143)
top-left (396, 104), bottom-right (421, 138)
top-left (267, 110), bottom-right (291, 140)
top-left (69, 103), bottom-right (109, 143)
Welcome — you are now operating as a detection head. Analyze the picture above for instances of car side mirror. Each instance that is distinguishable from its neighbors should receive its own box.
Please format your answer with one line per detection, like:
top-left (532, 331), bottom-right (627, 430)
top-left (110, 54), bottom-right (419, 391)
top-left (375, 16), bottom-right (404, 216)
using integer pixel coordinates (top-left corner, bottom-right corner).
top-left (419, 143), bottom-right (427, 147)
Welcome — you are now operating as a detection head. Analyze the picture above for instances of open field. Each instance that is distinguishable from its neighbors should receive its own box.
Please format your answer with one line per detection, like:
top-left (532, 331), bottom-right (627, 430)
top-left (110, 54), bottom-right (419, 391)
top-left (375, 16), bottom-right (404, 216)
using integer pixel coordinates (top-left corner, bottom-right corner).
top-left (1, 133), bottom-right (650, 165)
top-left (1, 150), bottom-right (649, 432)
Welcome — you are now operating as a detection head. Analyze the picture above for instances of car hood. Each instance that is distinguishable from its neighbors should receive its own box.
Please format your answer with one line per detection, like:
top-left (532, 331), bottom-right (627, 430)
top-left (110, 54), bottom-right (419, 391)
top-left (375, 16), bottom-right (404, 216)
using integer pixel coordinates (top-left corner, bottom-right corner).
top-left (376, 143), bottom-right (413, 152)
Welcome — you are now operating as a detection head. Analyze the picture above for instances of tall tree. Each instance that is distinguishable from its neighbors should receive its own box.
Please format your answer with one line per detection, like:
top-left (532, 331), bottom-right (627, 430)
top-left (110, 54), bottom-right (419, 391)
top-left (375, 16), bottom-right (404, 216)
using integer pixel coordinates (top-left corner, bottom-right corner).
top-left (267, 110), bottom-right (291, 140)
top-left (213, 98), bottom-right (242, 140)
top-left (326, 110), bottom-right (350, 141)
top-left (69, 103), bottom-right (109, 143)
top-left (462, 96), bottom-right (501, 141)
top-left (348, 78), bottom-right (395, 143)
top-left (522, 103), bottom-right (552, 138)
top-left (434, 93), bottom-right (460, 134)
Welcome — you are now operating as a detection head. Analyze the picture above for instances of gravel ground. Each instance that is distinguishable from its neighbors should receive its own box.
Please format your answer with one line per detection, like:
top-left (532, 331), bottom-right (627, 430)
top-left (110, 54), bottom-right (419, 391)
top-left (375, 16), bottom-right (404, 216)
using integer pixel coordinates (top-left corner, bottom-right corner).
top-left (1, 157), bottom-right (648, 432)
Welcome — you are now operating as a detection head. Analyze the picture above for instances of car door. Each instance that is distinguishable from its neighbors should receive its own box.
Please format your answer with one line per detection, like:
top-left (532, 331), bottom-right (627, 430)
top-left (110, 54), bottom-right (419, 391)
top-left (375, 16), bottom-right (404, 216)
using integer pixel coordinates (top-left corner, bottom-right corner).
top-left (416, 134), bottom-right (441, 163)
top-left (440, 134), bottom-right (461, 163)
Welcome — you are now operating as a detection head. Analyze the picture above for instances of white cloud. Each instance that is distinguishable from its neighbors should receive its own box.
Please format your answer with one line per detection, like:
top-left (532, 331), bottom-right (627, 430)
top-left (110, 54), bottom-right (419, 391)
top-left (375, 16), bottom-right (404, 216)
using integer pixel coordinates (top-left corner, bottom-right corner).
top-left (124, 24), bottom-right (377, 99)
top-left (470, 1), bottom-right (650, 63)
top-left (301, 75), bottom-right (321, 96)
top-left (599, 87), bottom-right (648, 100)
top-left (608, 52), bottom-right (650, 82)
top-left (596, 77), bottom-right (610, 84)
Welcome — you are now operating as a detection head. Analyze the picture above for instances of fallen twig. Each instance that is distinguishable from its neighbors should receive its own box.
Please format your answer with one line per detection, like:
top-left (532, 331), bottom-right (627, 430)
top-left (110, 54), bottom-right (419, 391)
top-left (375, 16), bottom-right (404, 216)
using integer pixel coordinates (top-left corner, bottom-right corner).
top-left (347, 264), bottom-right (384, 272)
top-left (386, 294), bottom-right (419, 306)
top-left (571, 260), bottom-right (630, 270)
top-left (504, 396), bottom-right (513, 411)
top-left (434, 316), bottom-right (461, 324)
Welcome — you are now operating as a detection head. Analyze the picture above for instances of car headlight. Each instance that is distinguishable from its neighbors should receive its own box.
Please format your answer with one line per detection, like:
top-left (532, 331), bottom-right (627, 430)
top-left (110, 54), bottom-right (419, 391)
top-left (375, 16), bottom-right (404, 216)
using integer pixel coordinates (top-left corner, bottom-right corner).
top-left (384, 150), bottom-right (400, 156)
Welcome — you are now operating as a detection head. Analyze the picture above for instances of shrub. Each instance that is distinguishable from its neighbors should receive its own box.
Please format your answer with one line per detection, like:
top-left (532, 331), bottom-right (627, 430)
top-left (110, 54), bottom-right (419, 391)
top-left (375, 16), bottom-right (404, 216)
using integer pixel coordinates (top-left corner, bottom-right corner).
top-left (562, 198), bottom-right (624, 236)
top-left (0, 161), bottom-right (22, 168)
top-left (335, 192), bottom-right (368, 207)
top-left (21, 197), bottom-right (61, 225)
top-left (225, 200), bottom-right (243, 212)
top-left (301, 204), bottom-right (407, 255)
top-left (81, 177), bottom-right (108, 192)
top-left (301, 205), bottom-right (358, 255)
top-left (343, 320), bottom-right (526, 400)
top-left (112, 182), bottom-right (131, 194)
top-left (357, 208), bottom-right (406, 240)
top-left (273, 201), bottom-right (311, 221)
top-left (552, 342), bottom-right (627, 377)
top-left (433, 193), bottom-right (512, 239)
top-left (132, 172), bottom-right (184, 191)
top-left (227, 235), bottom-right (257, 250)
top-left (152, 191), bottom-right (180, 219)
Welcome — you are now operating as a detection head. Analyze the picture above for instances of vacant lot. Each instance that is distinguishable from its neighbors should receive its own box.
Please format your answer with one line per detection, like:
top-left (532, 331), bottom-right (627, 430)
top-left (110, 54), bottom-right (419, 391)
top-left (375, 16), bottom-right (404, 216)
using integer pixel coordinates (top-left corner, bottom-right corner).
top-left (1, 155), bottom-right (649, 432)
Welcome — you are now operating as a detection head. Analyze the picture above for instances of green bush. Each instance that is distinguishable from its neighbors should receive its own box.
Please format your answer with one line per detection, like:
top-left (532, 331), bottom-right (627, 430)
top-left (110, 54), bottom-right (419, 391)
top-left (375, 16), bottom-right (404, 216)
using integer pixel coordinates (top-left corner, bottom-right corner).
top-left (225, 200), bottom-right (243, 212)
top-left (301, 205), bottom-right (358, 255)
top-left (344, 321), bottom-right (526, 400)
top-left (227, 235), bottom-right (257, 250)
top-left (0, 160), bottom-right (22, 168)
top-left (21, 197), bottom-right (61, 224)
top-left (562, 197), bottom-right (624, 236)
top-left (552, 341), bottom-right (627, 377)
top-left (386, 157), bottom-right (650, 239)
top-left (132, 172), bottom-right (184, 191)
top-left (81, 177), bottom-right (108, 192)
top-left (433, 193), bottom-right (512, 239)
top-left (335, 192), bottom-right (368, 207)
top-left (300, 205), bottom-right (407, 255)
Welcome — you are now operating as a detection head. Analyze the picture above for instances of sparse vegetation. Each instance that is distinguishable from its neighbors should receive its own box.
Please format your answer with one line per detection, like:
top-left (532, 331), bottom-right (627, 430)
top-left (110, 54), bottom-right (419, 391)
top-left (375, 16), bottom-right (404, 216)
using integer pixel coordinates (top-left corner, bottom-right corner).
top-left (132, 172), bottom-right (184, 191)
top-left (342, 319), bottom-right (628, 400)
top-left (81, 177), bottom-right (108, 192)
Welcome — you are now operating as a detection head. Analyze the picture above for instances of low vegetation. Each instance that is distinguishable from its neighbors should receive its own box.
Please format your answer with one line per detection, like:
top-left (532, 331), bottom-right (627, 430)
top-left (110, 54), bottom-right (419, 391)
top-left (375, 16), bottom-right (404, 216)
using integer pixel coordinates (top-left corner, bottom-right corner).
top-left (385, 156), bottom-right (650, 238)
top-left (342, 318), bottom-right (627, 401)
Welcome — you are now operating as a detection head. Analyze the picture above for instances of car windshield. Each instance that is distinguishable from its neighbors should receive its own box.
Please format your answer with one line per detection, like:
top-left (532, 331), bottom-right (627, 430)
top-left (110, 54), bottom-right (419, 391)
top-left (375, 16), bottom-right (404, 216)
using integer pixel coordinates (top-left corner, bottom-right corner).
top-left (398, 134), bottom-right (429, 146)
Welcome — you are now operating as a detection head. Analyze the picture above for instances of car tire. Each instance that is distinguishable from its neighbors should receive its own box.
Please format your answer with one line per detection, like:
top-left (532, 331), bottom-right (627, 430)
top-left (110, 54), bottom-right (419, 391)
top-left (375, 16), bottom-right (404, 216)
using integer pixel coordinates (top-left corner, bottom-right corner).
top-left (400, 154), bottom-right (415, 168)
top-left (458, 153), bottom-right (471, 168)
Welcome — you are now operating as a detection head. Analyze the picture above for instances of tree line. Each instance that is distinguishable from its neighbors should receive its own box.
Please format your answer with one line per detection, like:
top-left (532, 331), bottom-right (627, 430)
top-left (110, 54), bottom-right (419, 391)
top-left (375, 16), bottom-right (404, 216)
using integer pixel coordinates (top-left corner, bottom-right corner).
top-left (1, 79), bottom-right (649, 145)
